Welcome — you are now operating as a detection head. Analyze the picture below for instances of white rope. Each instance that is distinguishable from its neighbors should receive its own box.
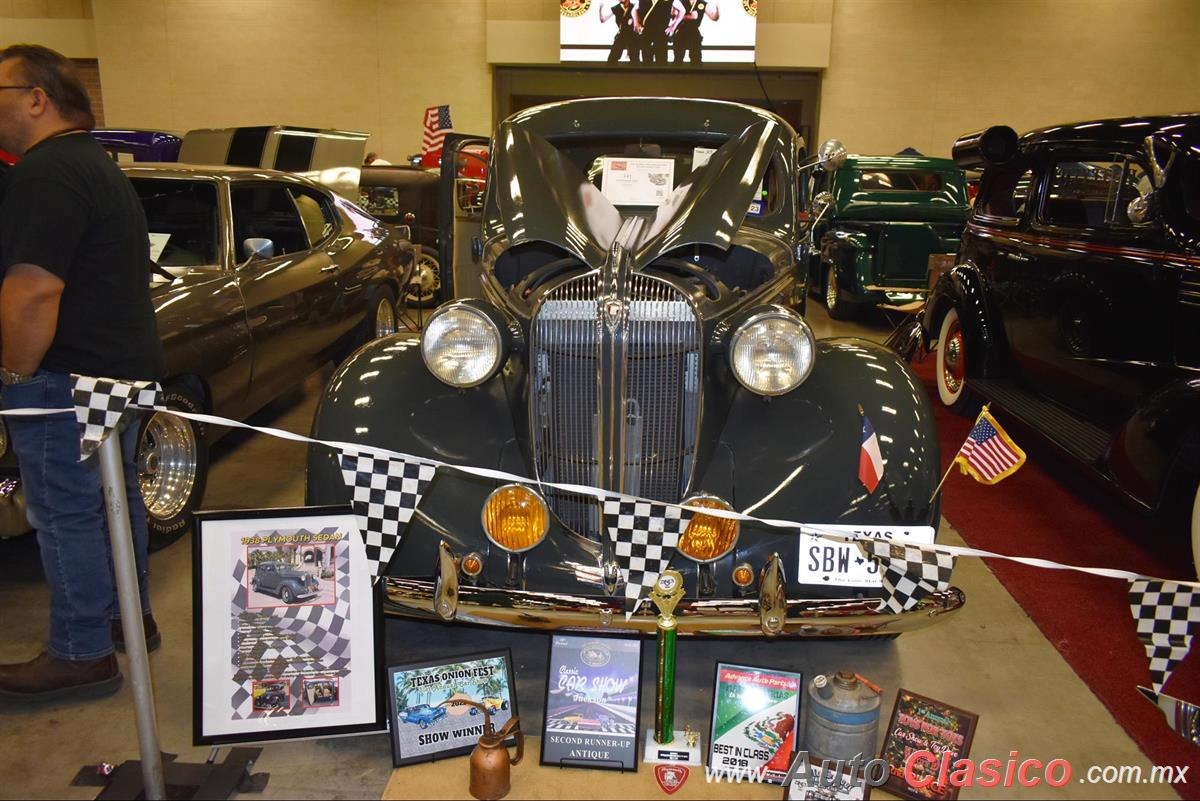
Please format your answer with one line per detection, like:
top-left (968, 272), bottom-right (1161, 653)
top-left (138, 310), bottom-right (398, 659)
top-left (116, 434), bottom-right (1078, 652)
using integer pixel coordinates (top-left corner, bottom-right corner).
top-left (1, 402), bottom-right (1194, 589)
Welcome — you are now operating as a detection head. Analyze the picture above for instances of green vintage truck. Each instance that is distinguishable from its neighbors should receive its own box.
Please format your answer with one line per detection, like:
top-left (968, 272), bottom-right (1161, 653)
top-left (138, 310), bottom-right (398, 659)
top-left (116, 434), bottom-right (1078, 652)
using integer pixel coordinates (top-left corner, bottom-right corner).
top-left (807, 154), bottom-right (970, 319)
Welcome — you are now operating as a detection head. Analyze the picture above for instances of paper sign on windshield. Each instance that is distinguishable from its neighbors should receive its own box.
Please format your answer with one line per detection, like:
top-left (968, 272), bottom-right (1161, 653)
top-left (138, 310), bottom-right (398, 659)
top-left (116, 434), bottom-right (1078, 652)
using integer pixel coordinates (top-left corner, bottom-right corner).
top-left (600, 157), bottom-right (675, 206)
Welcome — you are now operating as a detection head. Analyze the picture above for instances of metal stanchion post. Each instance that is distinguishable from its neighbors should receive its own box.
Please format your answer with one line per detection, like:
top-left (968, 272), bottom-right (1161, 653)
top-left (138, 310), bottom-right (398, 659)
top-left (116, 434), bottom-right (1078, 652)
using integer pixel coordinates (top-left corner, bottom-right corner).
top-left (97, 426), bottom-right (166, 800)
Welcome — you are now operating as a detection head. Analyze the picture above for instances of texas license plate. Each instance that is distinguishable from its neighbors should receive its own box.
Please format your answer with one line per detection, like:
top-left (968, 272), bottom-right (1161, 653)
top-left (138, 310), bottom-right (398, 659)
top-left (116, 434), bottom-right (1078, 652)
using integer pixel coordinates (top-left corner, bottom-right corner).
top-left (797, 525), bottom-right (936, 587)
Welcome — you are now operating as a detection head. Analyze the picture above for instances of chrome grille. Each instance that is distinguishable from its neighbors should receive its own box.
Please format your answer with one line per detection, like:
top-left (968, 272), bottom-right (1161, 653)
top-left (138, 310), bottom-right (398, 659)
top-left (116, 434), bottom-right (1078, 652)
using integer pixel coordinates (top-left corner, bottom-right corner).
top-left (530, 271), bottom-right (702, 538)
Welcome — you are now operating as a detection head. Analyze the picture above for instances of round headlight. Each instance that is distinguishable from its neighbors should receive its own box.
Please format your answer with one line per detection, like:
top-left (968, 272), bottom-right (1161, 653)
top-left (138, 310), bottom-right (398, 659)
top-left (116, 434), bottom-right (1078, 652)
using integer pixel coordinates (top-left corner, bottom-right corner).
top-left (422, 305), bottom-right (503, 387)
top-left (729, 307), bottom-right (815, 396)
top-left (677, 494), bottom-right (739, 563)
top-left (481, 484), bottom-right (549, 553)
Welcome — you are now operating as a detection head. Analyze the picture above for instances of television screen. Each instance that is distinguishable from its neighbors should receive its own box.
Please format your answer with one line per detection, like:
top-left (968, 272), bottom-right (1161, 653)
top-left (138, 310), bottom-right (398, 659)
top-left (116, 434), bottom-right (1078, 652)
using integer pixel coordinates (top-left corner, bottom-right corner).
top-left (560, 0), bottom-right (758, 64)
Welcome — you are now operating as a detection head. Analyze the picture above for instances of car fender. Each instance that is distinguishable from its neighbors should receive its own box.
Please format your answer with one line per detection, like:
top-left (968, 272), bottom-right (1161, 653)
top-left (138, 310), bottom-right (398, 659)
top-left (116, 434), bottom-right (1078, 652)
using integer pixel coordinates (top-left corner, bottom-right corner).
top-left (923, 261), bottom-right (1004, 375)
top-left (820, 228), bottom-right (873, 297)
top-left (1108, 376), bottom-right (1200, 513)
top-left (707, 337), bottom-right (940, 525)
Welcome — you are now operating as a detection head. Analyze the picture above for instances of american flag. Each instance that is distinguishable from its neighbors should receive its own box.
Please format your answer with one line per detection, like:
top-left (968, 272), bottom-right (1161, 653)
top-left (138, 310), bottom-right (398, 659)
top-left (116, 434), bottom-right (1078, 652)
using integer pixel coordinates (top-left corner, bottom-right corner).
top-left (955, 406), bottom-right (1025, 484)
top-left (420, 104), bottom-right (452, 168)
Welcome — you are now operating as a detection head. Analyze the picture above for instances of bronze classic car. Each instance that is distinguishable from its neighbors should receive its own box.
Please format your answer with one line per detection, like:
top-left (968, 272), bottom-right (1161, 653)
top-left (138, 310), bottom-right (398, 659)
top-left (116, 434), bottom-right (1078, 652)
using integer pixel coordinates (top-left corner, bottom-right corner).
top-left (923, 114), bottom-right (1200, 576)
top-left (306, 98), bottom-right (964, 638)
top-left (0, 163), bottom-right (414, 547)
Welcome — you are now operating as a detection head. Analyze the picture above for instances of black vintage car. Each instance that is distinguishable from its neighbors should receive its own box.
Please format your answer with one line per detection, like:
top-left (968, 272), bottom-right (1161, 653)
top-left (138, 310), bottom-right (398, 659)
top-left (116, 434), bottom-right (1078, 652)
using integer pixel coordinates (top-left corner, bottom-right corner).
top-left (306, 98), bottom-right (964, 638)
top-left (923, 114), bottom-right (1200, 574)
top-left (251, 560), bottom-right (320, 604)
top-left (0, 164), bottom-right (414, 547)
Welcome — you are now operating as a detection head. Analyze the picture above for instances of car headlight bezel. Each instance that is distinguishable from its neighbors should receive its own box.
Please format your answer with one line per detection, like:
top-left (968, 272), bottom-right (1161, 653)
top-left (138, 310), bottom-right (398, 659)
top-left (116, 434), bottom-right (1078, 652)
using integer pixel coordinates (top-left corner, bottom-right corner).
top-left (677, 493), bottom-right (740, 563)
top-left (421, 299), bottom-right (509, 388)
top-left (729, 305), bottom-right (816, 397)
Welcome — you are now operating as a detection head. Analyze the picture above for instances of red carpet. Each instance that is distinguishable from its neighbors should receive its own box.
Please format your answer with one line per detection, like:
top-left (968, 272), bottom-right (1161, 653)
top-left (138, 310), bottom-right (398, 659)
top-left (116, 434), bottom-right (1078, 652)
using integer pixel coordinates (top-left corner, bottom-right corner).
top-left (912, 358), bottom-right (1200, 797)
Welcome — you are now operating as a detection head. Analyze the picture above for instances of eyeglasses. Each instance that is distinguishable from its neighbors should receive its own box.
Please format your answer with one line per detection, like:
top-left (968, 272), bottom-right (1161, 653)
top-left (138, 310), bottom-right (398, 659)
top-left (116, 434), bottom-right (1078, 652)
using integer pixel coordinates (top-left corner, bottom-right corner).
top-left (0, 85), bottom-right (35, 91)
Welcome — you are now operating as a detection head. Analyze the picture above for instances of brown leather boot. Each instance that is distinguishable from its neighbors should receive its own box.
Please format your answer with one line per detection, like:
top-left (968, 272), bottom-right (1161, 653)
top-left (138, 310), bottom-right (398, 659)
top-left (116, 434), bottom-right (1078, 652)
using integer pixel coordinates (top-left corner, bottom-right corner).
top-left (0, 651), bottom-right (122, 701)
top-left (112, 614), bottom-right (161, 654)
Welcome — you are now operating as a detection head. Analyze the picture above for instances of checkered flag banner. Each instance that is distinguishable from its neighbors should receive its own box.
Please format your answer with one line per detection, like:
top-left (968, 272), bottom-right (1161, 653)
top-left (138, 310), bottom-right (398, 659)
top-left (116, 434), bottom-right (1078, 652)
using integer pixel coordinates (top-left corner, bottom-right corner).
top-left (603, 497), bottom-right (693, 619)
top-left (860, 539), bottom-right (956, 614)
top-left (338, 449), bottom-right (437, 580)
top-left (70, 374), bottom-right (163, 460)
top-left (1129, 580), bottom-right (1200, 693)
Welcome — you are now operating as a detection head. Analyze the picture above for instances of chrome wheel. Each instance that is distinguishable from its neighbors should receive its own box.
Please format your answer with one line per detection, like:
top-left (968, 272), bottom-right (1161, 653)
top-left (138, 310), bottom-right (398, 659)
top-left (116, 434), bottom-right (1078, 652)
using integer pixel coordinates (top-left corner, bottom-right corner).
top-left (936, 307), bottom-right (966, 407)
top-left (138, 411), bottom-right (198, 521)
top-left (374, 296), bottom-right (397, 339)
top-left (404, 251), bottom-right (442, 306)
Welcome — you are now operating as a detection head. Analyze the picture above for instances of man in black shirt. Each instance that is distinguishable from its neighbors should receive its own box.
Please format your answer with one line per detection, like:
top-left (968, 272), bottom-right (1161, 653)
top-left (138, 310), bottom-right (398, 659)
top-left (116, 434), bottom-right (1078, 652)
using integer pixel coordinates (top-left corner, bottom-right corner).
top-left (668, 0), bottom-right (720, 63)
top-left (0, 44), bottom-right (164, 701)
top-left (600, 0), bottom-right (640, 64)
top-left (635, 0), bottom-right (680, 65)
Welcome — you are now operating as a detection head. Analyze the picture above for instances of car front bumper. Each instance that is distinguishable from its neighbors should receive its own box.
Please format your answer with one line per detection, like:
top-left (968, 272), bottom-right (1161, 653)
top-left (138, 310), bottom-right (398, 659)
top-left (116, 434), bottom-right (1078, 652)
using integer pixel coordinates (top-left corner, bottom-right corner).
top-left (383, 542), bottom-right (965, 638)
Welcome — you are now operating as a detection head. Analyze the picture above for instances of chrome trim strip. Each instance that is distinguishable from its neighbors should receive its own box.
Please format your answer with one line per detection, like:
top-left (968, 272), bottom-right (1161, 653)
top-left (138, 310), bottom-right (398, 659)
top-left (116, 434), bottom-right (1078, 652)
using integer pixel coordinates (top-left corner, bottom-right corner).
top-left (383, 576), bottom-right (965, 637)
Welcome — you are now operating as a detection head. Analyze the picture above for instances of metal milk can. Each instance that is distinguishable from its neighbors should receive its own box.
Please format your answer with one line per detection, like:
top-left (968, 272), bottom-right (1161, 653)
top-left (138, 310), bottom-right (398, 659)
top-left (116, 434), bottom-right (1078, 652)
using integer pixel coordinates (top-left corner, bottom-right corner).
top-left (804, 671), bottom-right (882, 762)
top-left (447, 699), bottom-right (524, 800)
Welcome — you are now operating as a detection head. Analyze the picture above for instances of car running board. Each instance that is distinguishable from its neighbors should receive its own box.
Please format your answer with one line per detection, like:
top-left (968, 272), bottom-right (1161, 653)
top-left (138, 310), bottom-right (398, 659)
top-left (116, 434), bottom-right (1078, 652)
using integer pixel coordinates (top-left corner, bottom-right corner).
top-left (968, 378), bottom-right (1110, 466)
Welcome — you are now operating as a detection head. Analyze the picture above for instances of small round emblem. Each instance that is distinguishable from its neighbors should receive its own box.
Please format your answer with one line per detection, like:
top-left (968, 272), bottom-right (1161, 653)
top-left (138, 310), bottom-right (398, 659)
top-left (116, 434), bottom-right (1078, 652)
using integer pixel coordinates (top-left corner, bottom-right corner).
top-left (560, 0), bottom-right (592, 17)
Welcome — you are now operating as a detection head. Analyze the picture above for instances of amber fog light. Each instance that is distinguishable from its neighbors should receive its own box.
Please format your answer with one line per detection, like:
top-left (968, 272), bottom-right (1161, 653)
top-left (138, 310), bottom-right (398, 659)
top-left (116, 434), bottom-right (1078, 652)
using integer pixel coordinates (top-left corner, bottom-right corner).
top-left (678, 494), bottom-right (740, 563)
top-left (461, 552), bottom-right (484, 578)
top-left (732, 563), bottom-right (755, 588)
top-left (481, 484), bottom-right (549, 553)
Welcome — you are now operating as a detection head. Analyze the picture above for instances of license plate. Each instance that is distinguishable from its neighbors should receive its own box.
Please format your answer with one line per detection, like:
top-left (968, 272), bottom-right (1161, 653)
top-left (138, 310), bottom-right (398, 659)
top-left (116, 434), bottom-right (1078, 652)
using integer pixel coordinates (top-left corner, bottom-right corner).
top-left (796, 525), bottom-right (936, 587)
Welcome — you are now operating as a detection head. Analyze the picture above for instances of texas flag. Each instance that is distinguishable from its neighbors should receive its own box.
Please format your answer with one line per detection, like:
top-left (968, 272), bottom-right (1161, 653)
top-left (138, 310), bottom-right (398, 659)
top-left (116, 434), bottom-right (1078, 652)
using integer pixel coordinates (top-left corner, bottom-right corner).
top-left (859, 414), bottom-right (884, 493)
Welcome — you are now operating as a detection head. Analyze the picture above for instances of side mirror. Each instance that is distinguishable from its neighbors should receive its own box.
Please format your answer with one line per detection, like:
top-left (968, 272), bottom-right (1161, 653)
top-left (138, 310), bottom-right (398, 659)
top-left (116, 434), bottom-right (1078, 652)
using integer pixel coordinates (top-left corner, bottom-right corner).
top-left (242, 237), bottom-right (275, 261)
top-left (816, 139), bottom-right (848, 173)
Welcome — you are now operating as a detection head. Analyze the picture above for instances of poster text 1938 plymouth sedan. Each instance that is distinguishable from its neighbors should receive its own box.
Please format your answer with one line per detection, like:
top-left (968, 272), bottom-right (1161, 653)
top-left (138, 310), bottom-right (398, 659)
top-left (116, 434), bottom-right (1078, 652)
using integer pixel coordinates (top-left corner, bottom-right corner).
top-left (306, 98), bottom-right (964, 637)
top-left (0, 163), bottom-right (414, 547)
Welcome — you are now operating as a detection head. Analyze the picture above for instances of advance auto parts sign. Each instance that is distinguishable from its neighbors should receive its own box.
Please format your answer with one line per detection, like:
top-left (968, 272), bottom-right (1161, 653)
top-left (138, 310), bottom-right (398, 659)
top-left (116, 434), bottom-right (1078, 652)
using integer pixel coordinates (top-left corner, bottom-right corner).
top-left (709, 664), bottom-right (802, 783)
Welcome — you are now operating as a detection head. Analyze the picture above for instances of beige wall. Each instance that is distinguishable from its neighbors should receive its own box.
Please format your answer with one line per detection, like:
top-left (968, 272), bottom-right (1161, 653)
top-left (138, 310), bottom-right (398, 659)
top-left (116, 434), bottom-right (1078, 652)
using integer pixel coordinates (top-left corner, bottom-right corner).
top-left (11, 0), bottom-right (1200, 161)
top-left (89, 0), bottom-right (493, 163)
top-left (820, 0), bottom-right (1200, 157)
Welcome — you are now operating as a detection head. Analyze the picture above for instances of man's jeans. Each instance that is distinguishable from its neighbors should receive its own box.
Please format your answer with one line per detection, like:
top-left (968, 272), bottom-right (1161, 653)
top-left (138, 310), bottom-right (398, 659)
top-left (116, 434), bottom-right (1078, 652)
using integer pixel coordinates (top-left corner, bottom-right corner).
top-left (2, 371), bottom-right (151, 661)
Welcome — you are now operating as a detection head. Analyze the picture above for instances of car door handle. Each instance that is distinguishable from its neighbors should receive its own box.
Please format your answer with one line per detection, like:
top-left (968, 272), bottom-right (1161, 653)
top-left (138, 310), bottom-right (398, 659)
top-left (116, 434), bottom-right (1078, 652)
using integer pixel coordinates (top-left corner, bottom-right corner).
top-left (320, 264), bottom-right (339, 273)
top-left (1005, 252), bottom-right (1031, 262)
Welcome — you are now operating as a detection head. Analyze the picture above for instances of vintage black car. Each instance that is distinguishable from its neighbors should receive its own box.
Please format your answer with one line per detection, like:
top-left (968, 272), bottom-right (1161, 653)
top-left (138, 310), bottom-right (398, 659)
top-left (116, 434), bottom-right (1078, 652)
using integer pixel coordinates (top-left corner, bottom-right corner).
top-left (251, 560), bottom-right (320, 604)
top-left (807, 154), bottom-right (970, 319)
top-left (359, 165), bottom-right (441, 306)
top-left (923, 114), bottom-right (1200, 574)
top-left (0, 163), bottom-right (414, 547)
top-left (306, 98), bottom-right (964, 638)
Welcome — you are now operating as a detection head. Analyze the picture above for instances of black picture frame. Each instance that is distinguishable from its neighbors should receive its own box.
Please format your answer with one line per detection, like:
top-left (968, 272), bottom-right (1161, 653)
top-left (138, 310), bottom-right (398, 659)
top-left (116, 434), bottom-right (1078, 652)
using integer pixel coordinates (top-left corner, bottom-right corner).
top-left (539, 634), bottom-right (644, 772)
top-left (707, 661), bottom-right (804, 785)
top-left (385, 648), bottom-right (520, 767)
top-left (192, 505), bottom-right (387, 746)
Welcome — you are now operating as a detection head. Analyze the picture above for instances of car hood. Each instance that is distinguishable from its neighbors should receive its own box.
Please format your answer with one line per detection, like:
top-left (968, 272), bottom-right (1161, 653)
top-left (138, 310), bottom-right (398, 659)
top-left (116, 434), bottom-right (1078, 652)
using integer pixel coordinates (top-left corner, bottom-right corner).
top-left (489, 118), bottom-right (779, 270)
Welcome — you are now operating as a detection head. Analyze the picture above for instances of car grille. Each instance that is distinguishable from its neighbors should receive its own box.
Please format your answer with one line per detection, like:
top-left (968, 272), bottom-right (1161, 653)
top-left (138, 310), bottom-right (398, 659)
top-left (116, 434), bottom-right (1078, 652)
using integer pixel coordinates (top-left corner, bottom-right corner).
top-left (530, 271), bottom-right (702, 538)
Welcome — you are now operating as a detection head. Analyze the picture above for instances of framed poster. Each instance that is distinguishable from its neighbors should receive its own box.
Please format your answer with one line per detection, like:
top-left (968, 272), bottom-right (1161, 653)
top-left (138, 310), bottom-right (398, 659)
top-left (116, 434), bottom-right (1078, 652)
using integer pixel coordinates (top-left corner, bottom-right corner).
top-left (708, 662), bottom-right (803, 784)
top-left (540, 635), bottom-right (643, 771)
top-left (785, 755), bottom-right (872, 800)
top-left (386, 649), bottom-right (519, 767)
top-left (880, 689), bottom-right (978, 801)
top-left (193, 506), bottom-right (386, 745)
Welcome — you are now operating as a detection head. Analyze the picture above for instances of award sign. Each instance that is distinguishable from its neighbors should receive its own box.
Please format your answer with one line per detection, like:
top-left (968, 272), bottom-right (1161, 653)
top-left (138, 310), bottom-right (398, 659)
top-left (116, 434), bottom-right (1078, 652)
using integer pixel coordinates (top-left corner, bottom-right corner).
top-left (643, 570), bottom-right (703, 766)
top-left (880, 689), bottom-right (978, 801)
top-left (707, 662), bottom-right (803, 783)
top-left (540, 635), bottom-right (642, 771)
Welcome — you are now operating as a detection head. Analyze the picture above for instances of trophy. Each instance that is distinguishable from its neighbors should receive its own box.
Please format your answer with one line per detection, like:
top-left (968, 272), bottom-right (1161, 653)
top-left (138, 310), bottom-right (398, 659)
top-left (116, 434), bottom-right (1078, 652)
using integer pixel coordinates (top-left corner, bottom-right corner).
top-left (643, 570), bottom-right (702, 765)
